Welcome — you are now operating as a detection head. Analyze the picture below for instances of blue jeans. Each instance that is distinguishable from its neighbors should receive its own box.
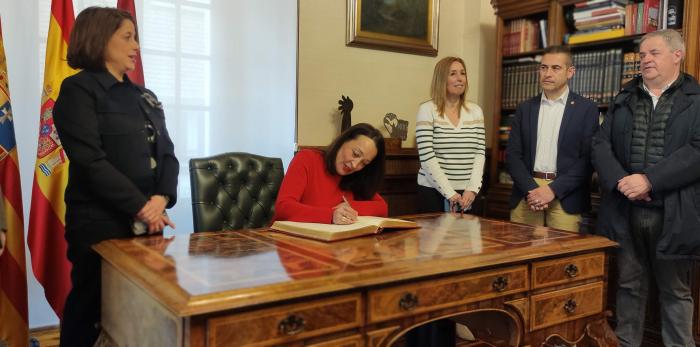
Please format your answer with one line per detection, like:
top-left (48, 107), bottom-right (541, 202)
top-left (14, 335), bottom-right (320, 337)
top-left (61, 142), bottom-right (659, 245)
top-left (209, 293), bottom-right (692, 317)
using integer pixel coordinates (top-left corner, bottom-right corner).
top-left (615, 206), bottom-right (694, 347)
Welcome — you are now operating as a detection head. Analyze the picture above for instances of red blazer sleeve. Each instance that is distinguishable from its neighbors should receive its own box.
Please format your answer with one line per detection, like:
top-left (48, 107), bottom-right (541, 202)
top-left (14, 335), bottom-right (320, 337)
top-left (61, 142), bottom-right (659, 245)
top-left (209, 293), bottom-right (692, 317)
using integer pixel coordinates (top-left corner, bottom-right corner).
top-left (274, 152), bottom-right (334, 223)
top-left (349, 193), bottom-right (388, 217)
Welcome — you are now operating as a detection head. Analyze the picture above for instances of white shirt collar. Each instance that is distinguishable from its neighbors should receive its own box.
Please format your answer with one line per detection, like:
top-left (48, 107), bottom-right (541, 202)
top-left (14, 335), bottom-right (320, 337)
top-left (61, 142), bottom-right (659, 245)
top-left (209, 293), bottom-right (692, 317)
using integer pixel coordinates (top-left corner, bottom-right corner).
top-left (642, 80), bottom-right (673, 97)
top-left (541, 86), bottom-right (569, 106)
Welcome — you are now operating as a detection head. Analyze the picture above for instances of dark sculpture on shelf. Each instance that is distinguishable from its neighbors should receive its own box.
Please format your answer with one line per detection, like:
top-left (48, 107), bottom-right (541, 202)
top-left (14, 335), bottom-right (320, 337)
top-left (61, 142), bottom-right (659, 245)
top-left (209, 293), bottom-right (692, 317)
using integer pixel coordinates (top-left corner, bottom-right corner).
top-left (338, 95), bottom-right (353, 133)
top-left (383, 112), bottom-right (408, 140)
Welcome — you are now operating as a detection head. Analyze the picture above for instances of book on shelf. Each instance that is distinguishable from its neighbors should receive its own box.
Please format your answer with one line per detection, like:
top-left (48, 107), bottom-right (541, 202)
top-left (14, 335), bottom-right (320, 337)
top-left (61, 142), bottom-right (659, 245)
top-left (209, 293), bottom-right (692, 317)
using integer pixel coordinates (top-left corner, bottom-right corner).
top-left (539, 19), bottom-right (548, 48)
top-left (642, 0), bottom-right (660, 33)
top-left (658, 0), bottom-right (667, 29)
top-left (575, 13), bottom-right (624, 29)
top-left (575, 0), bottom-right (629, 9)
top-left (624, 2), bottom-right (634, 34)
top-left (573, 6), bottom-right (625, 21)
top-left (270, 216), bottom-right (419, 242)
top-left (502, 18), bottom-right (541, 55)
top-left (621, 51), bottom-right (640, 85)
top-left (568, 27), bottom-right (625, 44)
top-left (498, 126), bottom-right (511, 143)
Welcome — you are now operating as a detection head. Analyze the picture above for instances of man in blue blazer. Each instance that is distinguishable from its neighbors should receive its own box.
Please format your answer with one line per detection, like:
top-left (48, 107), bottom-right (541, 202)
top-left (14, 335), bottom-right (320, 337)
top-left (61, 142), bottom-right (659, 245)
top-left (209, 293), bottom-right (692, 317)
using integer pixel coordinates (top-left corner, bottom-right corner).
top-left (505, 45), bottom-right (599, 232)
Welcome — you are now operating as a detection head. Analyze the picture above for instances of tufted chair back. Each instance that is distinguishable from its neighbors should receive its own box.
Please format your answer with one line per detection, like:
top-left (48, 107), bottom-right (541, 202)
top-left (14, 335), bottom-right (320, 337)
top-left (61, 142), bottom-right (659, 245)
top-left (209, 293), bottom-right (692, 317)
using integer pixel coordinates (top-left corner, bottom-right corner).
top-left (189, 152), bottom-right (284, 232)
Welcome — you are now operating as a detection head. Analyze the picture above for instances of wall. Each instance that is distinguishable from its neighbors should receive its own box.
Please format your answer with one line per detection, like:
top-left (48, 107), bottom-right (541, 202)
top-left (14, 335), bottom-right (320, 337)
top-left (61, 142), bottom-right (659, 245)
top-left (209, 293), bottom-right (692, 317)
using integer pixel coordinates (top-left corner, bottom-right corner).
top-left (297, 0), bottom-right (497, 147)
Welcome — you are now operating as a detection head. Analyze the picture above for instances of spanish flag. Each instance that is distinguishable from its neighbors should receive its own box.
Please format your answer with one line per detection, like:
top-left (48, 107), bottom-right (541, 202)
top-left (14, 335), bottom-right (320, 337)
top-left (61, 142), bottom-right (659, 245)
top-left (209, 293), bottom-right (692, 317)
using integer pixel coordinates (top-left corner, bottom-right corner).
top-left (0, 17), bottom-right (29, 347)
top-left (27, 0), bottom-right (77, 319)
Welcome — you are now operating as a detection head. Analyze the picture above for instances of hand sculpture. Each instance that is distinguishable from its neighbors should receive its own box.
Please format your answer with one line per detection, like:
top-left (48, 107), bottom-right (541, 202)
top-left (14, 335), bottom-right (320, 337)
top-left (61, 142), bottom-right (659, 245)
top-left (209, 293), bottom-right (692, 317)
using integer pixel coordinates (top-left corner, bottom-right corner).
top-left (338, 95), bottom-right (353, 132)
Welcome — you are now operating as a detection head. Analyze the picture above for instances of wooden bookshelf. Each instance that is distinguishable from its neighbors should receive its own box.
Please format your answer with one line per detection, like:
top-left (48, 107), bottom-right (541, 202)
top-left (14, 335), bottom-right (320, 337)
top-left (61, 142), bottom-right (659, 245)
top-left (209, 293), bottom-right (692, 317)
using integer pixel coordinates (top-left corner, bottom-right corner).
top-left (488, 1), bottom-right (700, 346)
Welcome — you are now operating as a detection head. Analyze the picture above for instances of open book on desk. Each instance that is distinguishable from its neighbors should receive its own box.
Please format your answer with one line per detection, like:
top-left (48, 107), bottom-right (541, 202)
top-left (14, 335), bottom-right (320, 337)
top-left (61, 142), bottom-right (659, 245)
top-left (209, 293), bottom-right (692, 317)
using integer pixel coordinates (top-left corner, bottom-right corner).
top-left (270, 216), bottom-right (419, 242)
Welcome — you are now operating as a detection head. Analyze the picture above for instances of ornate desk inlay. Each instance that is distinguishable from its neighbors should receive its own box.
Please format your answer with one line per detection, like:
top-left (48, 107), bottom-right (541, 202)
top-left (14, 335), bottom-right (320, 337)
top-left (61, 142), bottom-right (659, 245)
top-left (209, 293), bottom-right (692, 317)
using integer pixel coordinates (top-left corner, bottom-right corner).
top-left (95, 213), bottom-right (618, 347)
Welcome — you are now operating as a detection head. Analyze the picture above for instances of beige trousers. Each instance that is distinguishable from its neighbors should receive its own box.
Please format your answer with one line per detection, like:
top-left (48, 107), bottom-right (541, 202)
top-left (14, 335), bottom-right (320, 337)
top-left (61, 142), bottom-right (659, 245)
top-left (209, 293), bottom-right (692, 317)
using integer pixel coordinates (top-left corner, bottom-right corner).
top-left (509, 178), bottom-right (582, 232)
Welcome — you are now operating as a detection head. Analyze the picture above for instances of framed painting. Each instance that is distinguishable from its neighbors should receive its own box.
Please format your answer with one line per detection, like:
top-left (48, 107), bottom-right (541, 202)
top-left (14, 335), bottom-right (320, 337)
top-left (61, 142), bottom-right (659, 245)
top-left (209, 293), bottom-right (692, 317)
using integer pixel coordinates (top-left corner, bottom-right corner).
top-left (346, 0), bottom-right (440, 56)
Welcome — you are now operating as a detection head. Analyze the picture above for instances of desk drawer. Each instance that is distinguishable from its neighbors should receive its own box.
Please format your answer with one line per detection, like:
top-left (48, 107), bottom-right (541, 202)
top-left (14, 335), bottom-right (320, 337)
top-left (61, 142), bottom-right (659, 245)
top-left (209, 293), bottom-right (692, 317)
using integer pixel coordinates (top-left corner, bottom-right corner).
top-left (368, 265), bottom-right (528, 323)
top-left (307, 334), bottom-right (363, 347)
top-left (530, 281), bottom-right (603, 331)
top-left (531, 252), bottom-right (605, 289)
top-left (207, 294), bottom-right (362, 347)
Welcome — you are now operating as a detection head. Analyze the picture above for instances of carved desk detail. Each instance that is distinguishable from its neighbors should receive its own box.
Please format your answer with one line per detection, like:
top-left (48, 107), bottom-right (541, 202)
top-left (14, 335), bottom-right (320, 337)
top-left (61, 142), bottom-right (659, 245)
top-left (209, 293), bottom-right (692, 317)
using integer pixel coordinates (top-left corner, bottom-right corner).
top-left (94, 213), bottom-right (618, 346)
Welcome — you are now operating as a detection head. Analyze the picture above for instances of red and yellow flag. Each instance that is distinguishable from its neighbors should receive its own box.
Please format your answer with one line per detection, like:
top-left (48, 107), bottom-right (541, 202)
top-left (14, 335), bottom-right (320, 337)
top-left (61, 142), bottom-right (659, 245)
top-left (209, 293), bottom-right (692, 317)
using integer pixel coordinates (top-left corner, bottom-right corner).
top-left (0, 17), bottom-right (29, 347)
top-left (27, 0), bottom-right (78, 319)
top-left (117, 0), bottom-right (145, 86)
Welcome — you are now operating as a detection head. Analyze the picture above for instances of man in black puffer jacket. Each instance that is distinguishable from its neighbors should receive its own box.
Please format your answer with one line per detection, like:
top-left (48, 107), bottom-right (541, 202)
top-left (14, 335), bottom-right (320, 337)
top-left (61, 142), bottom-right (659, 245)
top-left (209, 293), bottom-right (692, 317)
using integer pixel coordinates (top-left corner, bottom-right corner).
top-left (593, 29), bottom-right (700, 347)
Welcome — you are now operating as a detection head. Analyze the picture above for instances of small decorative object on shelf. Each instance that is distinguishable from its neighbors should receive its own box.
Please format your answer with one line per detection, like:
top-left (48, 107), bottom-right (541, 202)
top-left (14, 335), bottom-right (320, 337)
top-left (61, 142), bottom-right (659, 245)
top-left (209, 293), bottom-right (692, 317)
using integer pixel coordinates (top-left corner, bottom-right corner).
top-left (383, 113), bottom-right (408, 151)
top-left (666, 0), bottom-right (683, 29)
top-left (382, 112), bottom-right (408, 140)
top-left (337, 95), bottom-right (353, 133)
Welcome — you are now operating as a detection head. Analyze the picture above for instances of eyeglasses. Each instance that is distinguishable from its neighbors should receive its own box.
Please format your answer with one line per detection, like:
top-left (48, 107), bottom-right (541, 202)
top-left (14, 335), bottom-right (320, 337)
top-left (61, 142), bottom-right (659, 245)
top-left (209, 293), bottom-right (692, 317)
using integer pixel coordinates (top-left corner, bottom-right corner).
top-left (539, 65), bottom-right (572, 73)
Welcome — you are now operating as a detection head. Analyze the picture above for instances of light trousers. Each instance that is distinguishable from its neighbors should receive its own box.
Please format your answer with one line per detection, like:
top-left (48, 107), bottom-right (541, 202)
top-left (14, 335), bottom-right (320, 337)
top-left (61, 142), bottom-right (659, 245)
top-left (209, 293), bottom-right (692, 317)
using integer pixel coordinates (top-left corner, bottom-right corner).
top-left (509, 178), bottom-right (582, 232)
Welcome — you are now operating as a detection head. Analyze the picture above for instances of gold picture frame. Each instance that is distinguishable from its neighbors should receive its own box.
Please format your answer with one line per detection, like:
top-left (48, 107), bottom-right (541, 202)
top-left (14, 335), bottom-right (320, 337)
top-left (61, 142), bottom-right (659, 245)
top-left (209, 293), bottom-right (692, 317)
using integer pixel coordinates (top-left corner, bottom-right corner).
top-left (346, 0), bottom-right (439, 56)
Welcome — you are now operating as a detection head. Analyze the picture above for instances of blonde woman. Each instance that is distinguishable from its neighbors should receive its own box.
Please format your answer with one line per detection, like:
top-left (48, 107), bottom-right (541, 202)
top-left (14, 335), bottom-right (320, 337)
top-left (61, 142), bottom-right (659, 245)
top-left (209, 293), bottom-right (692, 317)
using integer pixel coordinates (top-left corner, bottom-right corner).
top-left (416, 56), bottom-right (486, 213)
top-left (409, 56), bottom-right (485, 345)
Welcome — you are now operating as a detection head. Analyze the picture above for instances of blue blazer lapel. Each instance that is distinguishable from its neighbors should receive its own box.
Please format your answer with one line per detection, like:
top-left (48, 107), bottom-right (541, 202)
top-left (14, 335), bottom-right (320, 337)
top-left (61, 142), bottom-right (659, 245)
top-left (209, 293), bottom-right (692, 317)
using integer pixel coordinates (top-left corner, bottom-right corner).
top-left (557, 93), bottom-right (576, 149)
top-left (529, 96), bottom-right (540, 166)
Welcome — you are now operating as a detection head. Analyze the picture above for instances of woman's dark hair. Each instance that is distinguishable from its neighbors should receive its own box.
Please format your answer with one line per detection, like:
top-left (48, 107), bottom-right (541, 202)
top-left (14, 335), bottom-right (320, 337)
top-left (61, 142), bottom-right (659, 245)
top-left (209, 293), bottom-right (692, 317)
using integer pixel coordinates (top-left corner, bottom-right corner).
top-left (324, 123), bottom-right (385, 200)
top-left (67, 7), bottom-right (137, 71)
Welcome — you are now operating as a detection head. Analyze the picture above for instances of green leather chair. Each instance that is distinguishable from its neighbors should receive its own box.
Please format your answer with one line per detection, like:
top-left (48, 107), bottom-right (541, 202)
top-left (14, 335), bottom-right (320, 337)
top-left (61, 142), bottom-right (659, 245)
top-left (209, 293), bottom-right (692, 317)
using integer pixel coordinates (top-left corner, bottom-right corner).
top-left (189, 152), bottom-right (284, 232)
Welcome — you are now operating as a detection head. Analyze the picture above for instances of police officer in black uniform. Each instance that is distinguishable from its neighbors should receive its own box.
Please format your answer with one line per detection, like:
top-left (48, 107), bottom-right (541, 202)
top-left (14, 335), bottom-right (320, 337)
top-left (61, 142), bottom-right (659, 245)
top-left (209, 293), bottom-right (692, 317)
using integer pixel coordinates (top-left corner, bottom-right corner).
top-left (53, 7), bottom-right (178, 347)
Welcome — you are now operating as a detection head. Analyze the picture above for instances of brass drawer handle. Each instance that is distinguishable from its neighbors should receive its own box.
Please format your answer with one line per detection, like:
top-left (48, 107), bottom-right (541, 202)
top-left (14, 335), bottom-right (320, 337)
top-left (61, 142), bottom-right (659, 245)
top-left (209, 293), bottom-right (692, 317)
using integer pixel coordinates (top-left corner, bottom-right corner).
top-left (399, 292), bottom-right (419, 311)
top-left (278, 314), bottom-right (306, 335)
top-left (564, 264), bottom-right (579, 278)
top-left (564, 298), bottom-right (577, 314)
top-left (492, 276), bottom-right (509, 292)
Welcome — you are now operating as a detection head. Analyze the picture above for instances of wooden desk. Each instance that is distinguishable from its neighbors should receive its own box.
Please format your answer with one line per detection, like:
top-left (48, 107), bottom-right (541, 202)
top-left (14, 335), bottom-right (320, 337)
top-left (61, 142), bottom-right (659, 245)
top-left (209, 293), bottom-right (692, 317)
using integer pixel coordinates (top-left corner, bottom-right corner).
top-left (94, 214), bottom-right (618, 347)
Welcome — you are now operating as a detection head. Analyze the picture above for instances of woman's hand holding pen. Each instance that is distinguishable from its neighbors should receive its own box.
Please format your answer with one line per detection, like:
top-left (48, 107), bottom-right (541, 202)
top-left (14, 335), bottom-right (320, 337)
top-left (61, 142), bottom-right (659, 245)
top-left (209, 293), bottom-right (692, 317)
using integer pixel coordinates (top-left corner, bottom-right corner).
top-left (333, 196), bottom-right (358, 225)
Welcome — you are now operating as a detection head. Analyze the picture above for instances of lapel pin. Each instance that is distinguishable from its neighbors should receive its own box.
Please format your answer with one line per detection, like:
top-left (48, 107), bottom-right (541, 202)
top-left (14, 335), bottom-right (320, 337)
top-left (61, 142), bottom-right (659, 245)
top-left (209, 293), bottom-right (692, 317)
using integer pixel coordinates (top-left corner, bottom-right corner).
top-left (570, 101), bottom-right (575, 105)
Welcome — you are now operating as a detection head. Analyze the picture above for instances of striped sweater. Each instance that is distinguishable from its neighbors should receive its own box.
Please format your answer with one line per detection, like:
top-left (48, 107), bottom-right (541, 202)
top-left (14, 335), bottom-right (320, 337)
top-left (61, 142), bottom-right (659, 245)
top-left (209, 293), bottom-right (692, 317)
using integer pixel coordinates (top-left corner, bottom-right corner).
top-left (415, 100), bottom-right (486, 199)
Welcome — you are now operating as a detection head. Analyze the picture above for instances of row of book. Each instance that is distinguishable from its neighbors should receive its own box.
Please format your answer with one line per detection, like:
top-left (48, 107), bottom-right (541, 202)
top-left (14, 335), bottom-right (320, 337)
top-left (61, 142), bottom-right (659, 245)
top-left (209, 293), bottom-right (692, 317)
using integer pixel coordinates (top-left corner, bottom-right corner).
top-left (565, 0), bottom-right (683, 45)
top-left (568, 0), bottom-right (627, 44)
top-left (501, 48), bottom-right (628, 109)
top-left (623, 0), bottom-right (660, 35)
top-left (570, 48), bottom-right (624, 105)
top-left (572, 0), bottom-right (626, 31)
top-left (501, 57), bottom-right (540, 109)
top-left (621, 52), bottom-right (642, 85)
top-left (626, 0), bottom-right (683, 34)
top-left (502, 18), bottom-right (546, 56)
